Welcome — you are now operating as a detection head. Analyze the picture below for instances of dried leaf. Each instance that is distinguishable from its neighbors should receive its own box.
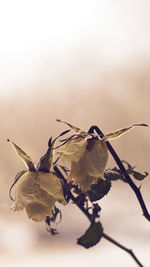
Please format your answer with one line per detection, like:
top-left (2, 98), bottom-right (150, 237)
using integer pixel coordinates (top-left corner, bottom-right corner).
top-left (132, 171), bottom-right (149, 181)
top-left (77, 222), bottom-right (103, 248)
top-left (104, 169), bottom-right (122, 181)
top-left (88, 179), bottom-right (111, 202)
top-left (7, 139), bottom-right (36, 171)
top-left (122, 160), bottom-right (149, 181)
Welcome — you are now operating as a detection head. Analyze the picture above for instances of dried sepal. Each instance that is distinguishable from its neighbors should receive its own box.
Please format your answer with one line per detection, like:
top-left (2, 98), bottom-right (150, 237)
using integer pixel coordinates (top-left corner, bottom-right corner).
top-left (38, 130), bottom-right (71, 172)
top-left (11, 171), bottom-right (66, 222)
top-left (56, 119), bottom-right (83, 134)
top-left (102, 123), bottom-right (148, 141)
top-left (7, 139), bottom-right (36, 171)
top-left (37, 137), bottom-right (54, 172)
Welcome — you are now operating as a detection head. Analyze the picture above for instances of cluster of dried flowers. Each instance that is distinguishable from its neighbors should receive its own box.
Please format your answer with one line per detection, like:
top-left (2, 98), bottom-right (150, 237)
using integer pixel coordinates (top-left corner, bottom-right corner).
top-left (8, 120), bottom-right (147, 222)
top-left (8, 120), bottom-right (149, 267)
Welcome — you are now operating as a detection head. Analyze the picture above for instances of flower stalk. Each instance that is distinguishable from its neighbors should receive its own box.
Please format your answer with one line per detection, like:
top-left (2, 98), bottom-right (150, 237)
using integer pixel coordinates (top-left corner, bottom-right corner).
top-left (88, 125), bottom-right (150, 222)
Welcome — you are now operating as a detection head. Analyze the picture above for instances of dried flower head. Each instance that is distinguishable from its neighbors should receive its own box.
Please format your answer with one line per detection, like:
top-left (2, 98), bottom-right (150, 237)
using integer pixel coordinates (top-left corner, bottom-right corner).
top-left (8, 138), bottom-right (66, 222)
top-left (57, 120), bottom-right (148, 191)
top-left (11, 171), bottom-right (66, 222)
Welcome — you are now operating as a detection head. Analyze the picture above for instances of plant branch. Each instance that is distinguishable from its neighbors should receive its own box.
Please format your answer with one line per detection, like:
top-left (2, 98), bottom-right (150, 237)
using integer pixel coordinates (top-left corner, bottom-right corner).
top-left (102, 233), bottom-right (144, 267)
top-left (68, 188), bottom-right (143, 267)
top-left (54, 154), bottom-right (144, 267)
top-left (68, 190), bottom-right (94, 222)
top-left (88, 125), bottom-right (150, 222)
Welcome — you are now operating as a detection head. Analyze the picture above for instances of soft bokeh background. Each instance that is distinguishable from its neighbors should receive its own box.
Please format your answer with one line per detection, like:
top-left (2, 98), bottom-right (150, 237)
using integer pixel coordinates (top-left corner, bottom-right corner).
top-left (0, 0), bottom-right (150, 266)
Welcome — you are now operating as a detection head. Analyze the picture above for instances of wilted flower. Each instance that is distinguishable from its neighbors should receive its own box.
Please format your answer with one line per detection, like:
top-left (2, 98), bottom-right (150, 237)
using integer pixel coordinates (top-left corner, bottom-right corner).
top-left (57, 120), bottom-right (148, 191)
top-left (11, 171), bottom-right (65, 221)
top-left (8, 138), bottom-right (66, 222)
top-left (59, 136), bottom-right (108, 191)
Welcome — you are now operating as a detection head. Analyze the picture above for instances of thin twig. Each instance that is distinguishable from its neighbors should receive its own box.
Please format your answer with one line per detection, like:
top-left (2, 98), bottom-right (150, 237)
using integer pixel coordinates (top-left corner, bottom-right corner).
top-left (102, 233), bottom-right (144, 267)
top-left (88, 125), bottom-right (150, 222)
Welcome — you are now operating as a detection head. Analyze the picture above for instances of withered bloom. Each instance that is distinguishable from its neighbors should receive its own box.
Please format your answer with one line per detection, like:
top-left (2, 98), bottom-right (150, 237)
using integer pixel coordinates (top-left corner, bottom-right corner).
top-left (8, 138), bottom-right (66, 222)
top-left (57, 120), bottom-right (147, 191)
top-left (59, 136), bottom-right (108, 191)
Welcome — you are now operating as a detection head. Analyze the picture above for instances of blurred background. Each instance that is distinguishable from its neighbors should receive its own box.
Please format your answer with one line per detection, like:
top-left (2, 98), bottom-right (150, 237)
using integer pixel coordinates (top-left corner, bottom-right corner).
top-left (0, 0), bottom-right (150, 266)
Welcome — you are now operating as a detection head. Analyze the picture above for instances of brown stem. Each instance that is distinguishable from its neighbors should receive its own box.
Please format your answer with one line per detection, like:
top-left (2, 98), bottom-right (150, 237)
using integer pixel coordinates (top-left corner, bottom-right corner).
top-left (88, 125), bottom-right (150, 222)
top-left (106, 141), bottom-right (150, 221)
top-left (102, 233), bottom-right (144, 267)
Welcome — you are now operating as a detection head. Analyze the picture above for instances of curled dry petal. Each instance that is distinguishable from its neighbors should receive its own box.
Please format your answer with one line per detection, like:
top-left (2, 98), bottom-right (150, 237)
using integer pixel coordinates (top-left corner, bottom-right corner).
top-left (11, 171), bottom-right (66, 222)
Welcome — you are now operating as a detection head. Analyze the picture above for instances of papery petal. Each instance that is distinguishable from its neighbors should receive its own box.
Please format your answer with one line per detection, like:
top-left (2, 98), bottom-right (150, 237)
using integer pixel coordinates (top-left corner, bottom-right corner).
top-left (68, 160), bottom-right (98, 191)
top-left (12, 172), bottom-right (41, 210)
top-left (67, 160), bottom-right (85, 182)
top-left (39, 172), bottom-right (66, 204)
top-left (25, 201), bottom-right (55, 222)
top-left (58, 137), bottom-right (87, 162)
top-left (84, 139), bottom-right (108, 177)
top-left (79, 175), bottom-right (98, 192)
